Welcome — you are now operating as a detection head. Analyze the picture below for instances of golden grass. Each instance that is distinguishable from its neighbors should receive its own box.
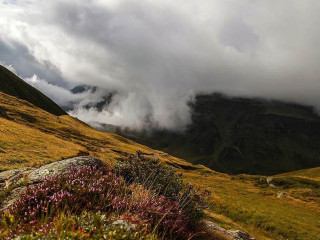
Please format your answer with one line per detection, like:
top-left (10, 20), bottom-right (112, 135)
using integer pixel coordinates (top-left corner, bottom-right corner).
top-left (1, 91), bottom-right (320, 239)
top-left (180, 170), bottom-right (320, 240)
top-left (0, 92), bottom-right (193, 168)
top-left (276, 167), bottom-right (320, 181)
top-left (0, 118), bottom-right (84, 170)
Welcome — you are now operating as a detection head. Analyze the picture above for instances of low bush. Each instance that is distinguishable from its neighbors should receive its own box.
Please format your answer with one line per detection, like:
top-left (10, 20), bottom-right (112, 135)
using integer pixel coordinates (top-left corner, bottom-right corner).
top-left (2, 211), bottom-right (157, 240)
top-left (0, 156), bottom-right (209, 239)
top-left (115, 153), bottom-right (210, 225)
top-left (115, 154), bottom-right (184, 198)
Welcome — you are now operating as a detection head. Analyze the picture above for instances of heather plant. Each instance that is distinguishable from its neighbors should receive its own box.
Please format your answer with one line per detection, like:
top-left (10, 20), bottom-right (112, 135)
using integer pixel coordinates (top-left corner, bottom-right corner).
top-left (1, 163), bottom-right (205, 239)
top-left (2, 211), bottom-right (157, 239)
top-left (115, 153), bottom-right (210, 224)
top-left (115, 153), bottom-right (184, 198)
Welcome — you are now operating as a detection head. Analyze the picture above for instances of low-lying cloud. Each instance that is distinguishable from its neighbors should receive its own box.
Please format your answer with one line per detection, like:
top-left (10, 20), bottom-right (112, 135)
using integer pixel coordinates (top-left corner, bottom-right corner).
top-left (0, 0), bottom-right (320, 130)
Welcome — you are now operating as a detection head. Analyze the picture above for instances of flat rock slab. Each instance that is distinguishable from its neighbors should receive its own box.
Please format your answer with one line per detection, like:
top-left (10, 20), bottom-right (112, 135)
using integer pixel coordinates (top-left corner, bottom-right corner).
top-left (203, 220), bottom-right (256, 240)
top-left (28, 156), bottom-right (105, 184)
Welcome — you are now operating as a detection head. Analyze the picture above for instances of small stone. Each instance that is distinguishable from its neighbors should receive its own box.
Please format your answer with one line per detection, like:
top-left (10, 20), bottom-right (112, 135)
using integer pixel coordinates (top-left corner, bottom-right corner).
top-left (277, 192), bottom-right (286, 198)
top-left (112, 220), bottom-right (136, 232)
top-left (266, 177), bottom-right (273, 184)
top-left (228, 230), bottom-right (256, 240)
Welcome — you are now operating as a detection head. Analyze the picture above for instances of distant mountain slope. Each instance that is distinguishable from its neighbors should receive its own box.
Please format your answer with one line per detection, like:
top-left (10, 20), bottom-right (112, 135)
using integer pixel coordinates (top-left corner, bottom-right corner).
top-left (121, 93), bottom-right (320, 175)
top-left (0, 65), bottom-right (66, 116)
top-left (68, 84), bottom-right (114, 112)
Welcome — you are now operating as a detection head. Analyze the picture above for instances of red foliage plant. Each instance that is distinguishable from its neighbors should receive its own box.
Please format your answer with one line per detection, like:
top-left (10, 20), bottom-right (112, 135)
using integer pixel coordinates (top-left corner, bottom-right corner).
top-left (8, 165), bottom-right (198, 238)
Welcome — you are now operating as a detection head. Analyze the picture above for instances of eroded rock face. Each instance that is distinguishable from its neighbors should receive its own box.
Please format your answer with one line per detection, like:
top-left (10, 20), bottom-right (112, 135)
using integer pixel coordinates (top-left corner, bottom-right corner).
top-left (0, 156), bottom-right (105, 211)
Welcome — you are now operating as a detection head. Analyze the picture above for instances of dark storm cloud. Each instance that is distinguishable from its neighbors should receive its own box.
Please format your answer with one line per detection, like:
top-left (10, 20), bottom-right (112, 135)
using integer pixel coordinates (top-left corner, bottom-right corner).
top-left (0, 0), bottom-right (320, 129)
top-left (0, 39), bottom-right (68, 87)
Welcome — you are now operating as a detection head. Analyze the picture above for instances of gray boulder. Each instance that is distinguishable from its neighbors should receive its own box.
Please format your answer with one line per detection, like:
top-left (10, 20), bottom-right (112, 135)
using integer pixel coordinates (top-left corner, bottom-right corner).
top-left (0, 156), bottom-right (105, 211)
top-left (203, 220), bottom-right (256, 240)
top-left (228, 230), bottom-right (256, 240)
top-left (0, 167), bottom-right (34, 189)
top-left (28, 156), bottom-right (105, 184)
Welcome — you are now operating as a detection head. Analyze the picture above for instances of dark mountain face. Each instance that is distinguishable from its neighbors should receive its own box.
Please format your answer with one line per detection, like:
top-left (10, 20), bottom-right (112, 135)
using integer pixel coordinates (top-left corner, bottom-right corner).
top-left (120, 94), bottom-right (320, 175)
top-left (70, 85), bottom-right (89, 94)
top-left (0, 65), bottom-right (66, 116)
top-left (69, 85), bottom-right (114, 112)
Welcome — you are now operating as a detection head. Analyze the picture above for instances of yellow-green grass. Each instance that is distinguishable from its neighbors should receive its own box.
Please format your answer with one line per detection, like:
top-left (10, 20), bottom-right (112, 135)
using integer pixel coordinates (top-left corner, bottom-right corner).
top-left (0, 92), bottom-right (192, 167)
top-left (1, 91), bottom-right (320, 239)
top-left (180, 171), bottom-right (320, 240)
top-left (276, 167), bottom-right (320, 181)
top-left (0, 118), bottom-right (85, 170)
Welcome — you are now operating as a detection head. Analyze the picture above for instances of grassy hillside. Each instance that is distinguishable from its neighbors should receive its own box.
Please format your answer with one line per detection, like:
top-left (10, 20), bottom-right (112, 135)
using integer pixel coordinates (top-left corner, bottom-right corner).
top-left (122, 93), bottom-right (320, 175)
top-left (276, 167), bottom-right (320, 181)
top-left (0, 91), bottom-right (320, 239)
top-left (0, 65), bottom-right (66, 116)
top-left (0, 117), bottom-right (84, 169)
top-left (0, 91), bottom-right (193, 171)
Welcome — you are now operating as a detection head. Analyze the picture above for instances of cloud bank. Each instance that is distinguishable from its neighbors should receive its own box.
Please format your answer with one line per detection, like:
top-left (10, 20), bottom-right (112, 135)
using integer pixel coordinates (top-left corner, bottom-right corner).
top-left (0, 0), bottom-right (320, 129)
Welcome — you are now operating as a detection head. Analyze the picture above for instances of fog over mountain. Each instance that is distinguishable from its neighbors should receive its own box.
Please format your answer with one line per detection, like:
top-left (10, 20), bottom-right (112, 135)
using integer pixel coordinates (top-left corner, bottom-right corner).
top-left (0, 0), bottom-right (319, 130)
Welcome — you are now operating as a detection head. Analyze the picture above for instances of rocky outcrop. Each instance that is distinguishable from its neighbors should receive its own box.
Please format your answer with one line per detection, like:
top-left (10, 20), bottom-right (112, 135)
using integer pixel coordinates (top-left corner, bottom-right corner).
top-left (0, 156), bottom-right (105, 210)
top-left (0, 167), bottom-right (34, 189)
top-left (28, 156), bottom-right (104, 184)
top-left (203, 220), bottom-right (256, 240)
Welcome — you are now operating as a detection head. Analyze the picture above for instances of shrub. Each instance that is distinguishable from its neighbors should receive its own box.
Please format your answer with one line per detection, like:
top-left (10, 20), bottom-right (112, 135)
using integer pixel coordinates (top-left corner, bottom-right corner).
top-left (2, 163), bottom-right (205, 239)
top-left (2, 211), bottom-right (158, 239)
top-left (115, 153), bottom-right (184, 198)
top-left (115, 152), bottom-right (210, 225)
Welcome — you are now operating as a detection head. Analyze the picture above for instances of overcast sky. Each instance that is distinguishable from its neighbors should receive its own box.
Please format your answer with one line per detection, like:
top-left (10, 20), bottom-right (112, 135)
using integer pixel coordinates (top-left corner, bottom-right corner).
top-left (0, 0), bottom-right (320, 130)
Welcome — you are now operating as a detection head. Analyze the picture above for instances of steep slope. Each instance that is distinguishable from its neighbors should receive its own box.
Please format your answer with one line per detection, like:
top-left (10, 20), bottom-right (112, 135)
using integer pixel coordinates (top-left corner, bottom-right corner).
top-left (0, 91), bottom-right (191, 171)
top-left (122, 93), bottom-right (320, 175)
top-left (0, 117), bottom-right (84, 169)
top-left (0, 65), bottom-right (66, 116)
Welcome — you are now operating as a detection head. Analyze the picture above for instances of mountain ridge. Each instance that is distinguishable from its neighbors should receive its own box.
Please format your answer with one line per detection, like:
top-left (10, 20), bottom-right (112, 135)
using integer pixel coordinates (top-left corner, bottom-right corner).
top-left (0, 65), bottom-right (66, 116)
